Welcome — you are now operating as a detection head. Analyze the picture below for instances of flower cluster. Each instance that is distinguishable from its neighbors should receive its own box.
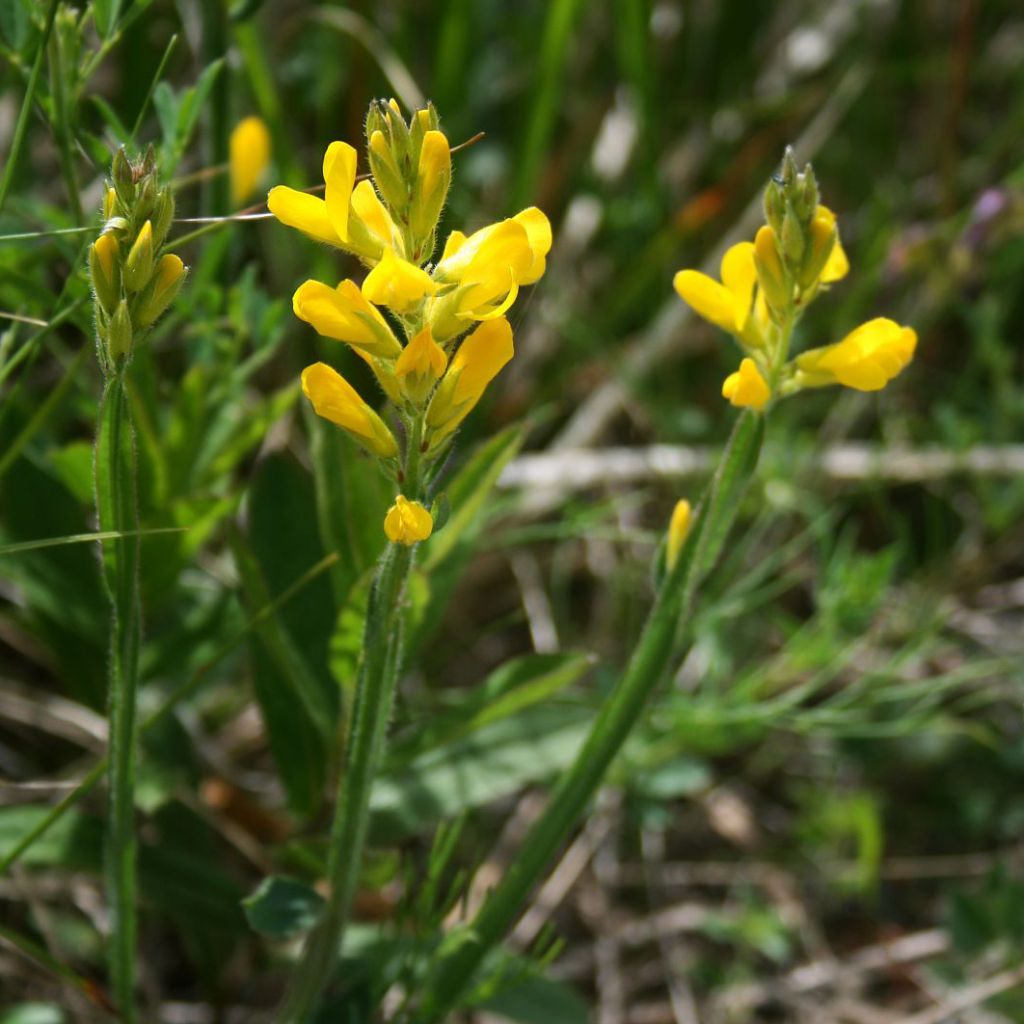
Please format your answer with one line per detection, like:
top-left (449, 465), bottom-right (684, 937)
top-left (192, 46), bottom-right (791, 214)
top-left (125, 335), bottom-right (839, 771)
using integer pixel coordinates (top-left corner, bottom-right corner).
top-left (269, 100), bottom-right (551, 545)
top-left (673, 149), bottom-right (915, 411)
top-left (88, 147), bottom-right (187, 373)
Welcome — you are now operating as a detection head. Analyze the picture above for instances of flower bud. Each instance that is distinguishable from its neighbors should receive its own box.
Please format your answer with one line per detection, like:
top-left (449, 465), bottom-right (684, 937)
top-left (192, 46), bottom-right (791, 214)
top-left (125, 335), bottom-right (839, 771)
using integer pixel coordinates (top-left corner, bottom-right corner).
top-left (798, 211), bottom-right (837, 290)
top-left (779, 209), bottom-right (805, 274)
top-left (395, 326), bottom-right (448, 405)
top-left (368, 129), bottom-right (407, 214)
top-left (134, 253), bottom-right (186, 328)
top-left (124, 220), bottom-right (154, 292)
top-left (89, 234), bottom-right (121, 314)
top-left (763, 178), bottom-right (785, 236)
top-left (753, 225), bottom-right (789, 317)
top-left (410, 130), bottom-right (451, 242)
top-left (151, 189), bottom-right (175, 250)
top-left (107, 299), bottom-right (134, 361)
top-left (383, 495), bottom-right (433, 546)
top-left (666, 499), bottom-right (692, 572)
top-left (103, 187), bottom-right (119, 221)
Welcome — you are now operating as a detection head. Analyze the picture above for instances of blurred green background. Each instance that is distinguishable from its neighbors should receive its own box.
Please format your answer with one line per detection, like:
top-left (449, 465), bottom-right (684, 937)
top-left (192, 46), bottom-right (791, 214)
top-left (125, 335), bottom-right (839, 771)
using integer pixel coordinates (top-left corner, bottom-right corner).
top-left (2, 0), bottom-right (1024, 1020)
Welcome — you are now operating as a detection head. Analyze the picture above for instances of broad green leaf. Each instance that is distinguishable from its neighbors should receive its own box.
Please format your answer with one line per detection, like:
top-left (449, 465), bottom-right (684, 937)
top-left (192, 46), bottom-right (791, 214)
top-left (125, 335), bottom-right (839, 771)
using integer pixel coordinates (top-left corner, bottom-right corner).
top-left (242, 875), bottom-right (326, 939)
top-left (370, 704), bottom-right (593, 840)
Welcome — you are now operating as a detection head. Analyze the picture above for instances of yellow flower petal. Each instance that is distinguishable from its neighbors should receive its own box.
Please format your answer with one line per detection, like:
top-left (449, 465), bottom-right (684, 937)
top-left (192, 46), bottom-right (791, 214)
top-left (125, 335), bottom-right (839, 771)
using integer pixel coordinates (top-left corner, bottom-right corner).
top-left (673, 269), bottom-right (737, 334)
top-left (361, 248), bottom-right (436, 314)
top-left (229, 116), bottom-right (271, 206)
top-left (383, 495), bottom-right (433, 545)
top-left (395, 327), bottom-right (447, 381)
top-left (267, 186), bottom-right (340, 247)
top-left (800, 318), bottom-right (916, 391)
top-left (350, 179), bottom-right (395, 247)
top-left (721, 357), bottom-right (771, 410)
top-left (512, 207), bottom-right (553, 285)
top-left (323, 141), bottom-right (358, 244)
top-left (426, 317), bottom-right (514, 440)
top-left (292, 279), bottom-right (401, 357)
top-left (666, 499), bottom-right (692, 571)
top-left (720, 241), bottom-right (757, 329)
top-left (301, 362), bottom-right (398, 457)
top-left (821, 238), bottom-right (849, 283)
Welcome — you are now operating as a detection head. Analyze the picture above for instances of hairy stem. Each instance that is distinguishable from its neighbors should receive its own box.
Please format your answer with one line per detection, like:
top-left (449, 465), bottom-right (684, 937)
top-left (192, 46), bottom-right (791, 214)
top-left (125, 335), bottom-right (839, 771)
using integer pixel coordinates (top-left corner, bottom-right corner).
top-left (414, 411), bottom-right (765, 1022)
top-left (278, 418), bottom-right (425, 1021)
top-left (96, 372), bottom-right (142, 1022)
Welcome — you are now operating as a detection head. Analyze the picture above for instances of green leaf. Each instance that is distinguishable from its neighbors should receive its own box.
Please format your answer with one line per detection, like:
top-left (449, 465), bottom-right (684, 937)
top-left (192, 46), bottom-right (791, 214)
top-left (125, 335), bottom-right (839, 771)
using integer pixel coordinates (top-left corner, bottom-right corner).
top-left (92, 0), bottom-right (120, 39)
top-left (242, 875), bottom-right (327, 939)
top-left (371, 704), bottom-right (593, 840)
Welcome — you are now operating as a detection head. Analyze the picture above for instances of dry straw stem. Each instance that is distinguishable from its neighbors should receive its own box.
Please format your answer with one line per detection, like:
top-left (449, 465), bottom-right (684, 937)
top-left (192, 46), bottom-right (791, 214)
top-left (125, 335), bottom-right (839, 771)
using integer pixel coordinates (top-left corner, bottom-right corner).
top-left (499, 442), bottom-right (1024, 496)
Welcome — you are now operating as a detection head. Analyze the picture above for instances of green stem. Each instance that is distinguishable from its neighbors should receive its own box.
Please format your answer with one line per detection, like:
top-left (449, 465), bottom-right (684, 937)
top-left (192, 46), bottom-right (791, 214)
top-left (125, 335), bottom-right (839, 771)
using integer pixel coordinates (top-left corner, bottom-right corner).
top-left (47, 16), bottom-right (84, 224)
top-left (0, 0), bottom-right (60, 216)
top-left (96, 371), bottom-right (142, 1023)
top-left (414, 411), bottom-right (765, 1023)
top-left (277, 418), bottom-right (425, 1021)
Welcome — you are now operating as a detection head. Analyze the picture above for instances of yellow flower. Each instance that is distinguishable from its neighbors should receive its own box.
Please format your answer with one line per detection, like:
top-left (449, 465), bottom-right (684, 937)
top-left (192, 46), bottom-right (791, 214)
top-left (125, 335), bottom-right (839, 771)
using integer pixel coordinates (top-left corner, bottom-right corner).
top-left (666, 499), bottom-right (692, 571)
top-left (813, 206), bottom-right (849, 284)
top-left (410, 129), bottom-right (451, 240)
top-left (796, 318), bottom-right (916, 391)
top-left (361, 248), bottom-right (435, 314)
top-left (229, 116), bottom-right (271, 206)
top-left (135, 253), bottom-right (186, 328)
top-left (89, 233), bottom-right (120, 313)
top-left (292, 278), bottom-right (402, 357)
top-left (395, 327), bottom-right (447, 403)
top-left (722, 357), bottom-right (771, 410)
top-left (428, 209), bottom-right (552, 339)
top-left (426, 316), bottom-right (514, 443)
top-left (267, 141), bottom-right (358, 248)
top-left (383, 495), bottom-right (434, 546)
top-left (301, 362), bottom-right (399, 457)
top-left (673, 241), bottom-right (758, 338)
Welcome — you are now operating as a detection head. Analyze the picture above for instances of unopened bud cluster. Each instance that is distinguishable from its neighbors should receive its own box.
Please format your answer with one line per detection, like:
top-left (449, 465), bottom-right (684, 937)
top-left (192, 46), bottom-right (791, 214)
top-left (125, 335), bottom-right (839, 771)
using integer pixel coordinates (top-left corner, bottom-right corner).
top-left (89, 147), bottom-right (187, 372)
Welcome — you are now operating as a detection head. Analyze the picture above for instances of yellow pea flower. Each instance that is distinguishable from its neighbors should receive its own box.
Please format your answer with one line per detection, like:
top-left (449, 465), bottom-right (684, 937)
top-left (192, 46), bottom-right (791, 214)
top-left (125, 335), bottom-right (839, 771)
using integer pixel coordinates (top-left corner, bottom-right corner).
top-left (814, 206), bottom-right (849, 284)
top-left (350, 180), bottom-right (399, 252)
top-left (301, 362), bottom-right (399, 458)
top-left (89, 233), bottom-right (120, 313)
top-left (292, 279), bottom-right (402, 357)
top-left (229, 116), bottom-right (271, 206)
top-left (267, 141), bottom-right (357, 248)
top-left (425, 316), bottom-right (514, 443)
top-left (135, 254), bottom-right (186, 328)
top-left (428, 210), bottom-right (551, 339)
top-left (361, 248), bottom-right (435, 314)
top-left (673, 241), bottom-right (759, 339)
top-left (666, 499), bottom-right (692, 571)
top-left (410, 129), bottom-right (451, 240)
top-left (395, 327), bottom-right (448, 404)
top-left (722, 357), bottom-right (771, 410)
top-left (796, 318), bottom-right (917, 391)
top-left (383, 495), bottom-right (434, 546)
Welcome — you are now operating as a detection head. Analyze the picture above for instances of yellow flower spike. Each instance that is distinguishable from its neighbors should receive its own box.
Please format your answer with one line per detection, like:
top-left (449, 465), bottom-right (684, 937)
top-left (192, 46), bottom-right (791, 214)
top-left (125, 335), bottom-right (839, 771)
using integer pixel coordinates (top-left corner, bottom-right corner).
top-left (301, 362), bottom-right (399, 458)
top-left (796, 318), bottom-right (917, 391)
top-left (426, 316), bottom-right (515, 443)
top-left (361, 248), bottom-right (435, 313)
top-left (666, 499), bottom-right (692, 571)
top-left (135, 253), bottom-right (186, 328)
top-left (323, 141), bottom-right (358, 243)
top-left (722, 357), bottom-right (771, 410)
top-left (673, 241), bottom-right (757, 336)
top-left (293, 279), bottom-right (402, 357)
top-left (395, 327), bottom-right (448, 396)
top-left (384, 495), bottom-right (434, 546)
top-left (229, 116), bottom-right (272, 206)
